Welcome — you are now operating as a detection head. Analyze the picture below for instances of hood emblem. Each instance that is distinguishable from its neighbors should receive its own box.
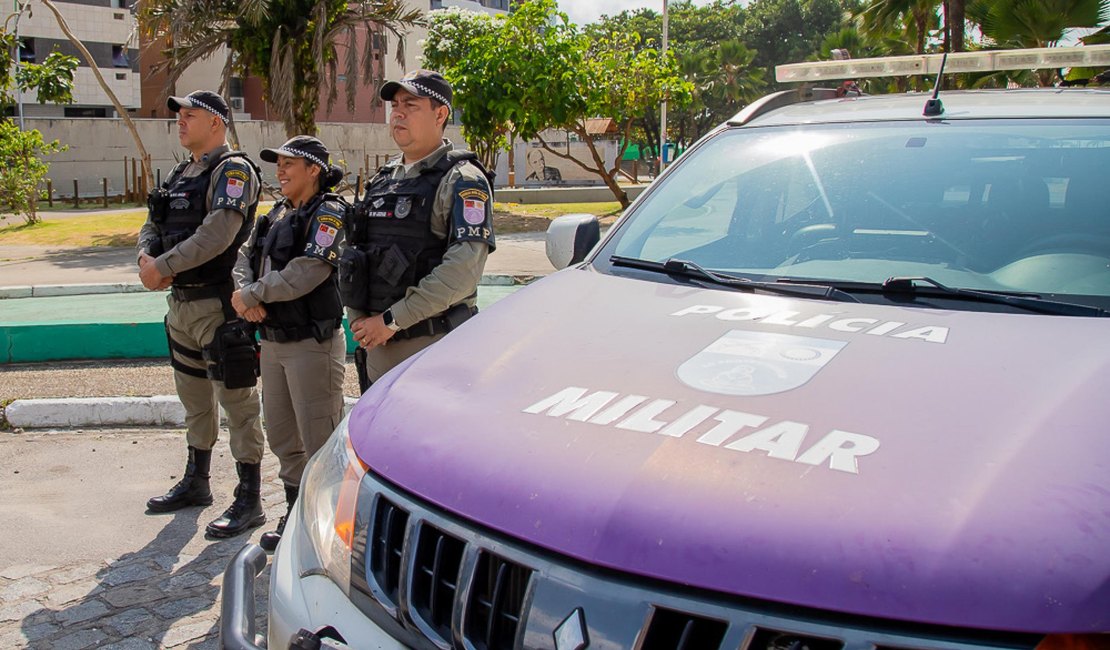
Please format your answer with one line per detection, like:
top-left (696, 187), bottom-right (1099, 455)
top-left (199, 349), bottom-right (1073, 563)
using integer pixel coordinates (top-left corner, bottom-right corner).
top-left (677, 330), bottom-right (846, 396)
top-left (553, 607), bottom-right (589, 650)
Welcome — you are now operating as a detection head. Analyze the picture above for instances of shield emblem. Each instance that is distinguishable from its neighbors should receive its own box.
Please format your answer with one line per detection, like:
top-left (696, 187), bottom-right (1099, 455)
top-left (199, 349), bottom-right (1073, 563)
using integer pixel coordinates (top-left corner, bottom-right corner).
top-left (395, 196), bottom-right (412, 219)
top-left (677, 330), bottom-right (846, 396)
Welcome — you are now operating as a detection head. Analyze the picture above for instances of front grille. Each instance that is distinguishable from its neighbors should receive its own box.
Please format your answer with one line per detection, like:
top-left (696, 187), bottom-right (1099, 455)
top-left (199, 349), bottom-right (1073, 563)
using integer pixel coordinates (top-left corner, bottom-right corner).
top-left (640, 607), bottom-right (728, 650)
top-left (349, 471), bottom-right (1042, 650)
top-left (411, 523), bottom-right (466, 642)
top-left (368, 496), bottom-right (408, 605)
top-left (465, 551), bottom-right (531, 650)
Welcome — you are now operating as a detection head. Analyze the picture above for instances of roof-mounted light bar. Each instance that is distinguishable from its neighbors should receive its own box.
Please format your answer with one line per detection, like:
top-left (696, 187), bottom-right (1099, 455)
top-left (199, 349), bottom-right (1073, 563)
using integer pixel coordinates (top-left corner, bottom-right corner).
top-left (776, 44), bottom-right (1110, 83)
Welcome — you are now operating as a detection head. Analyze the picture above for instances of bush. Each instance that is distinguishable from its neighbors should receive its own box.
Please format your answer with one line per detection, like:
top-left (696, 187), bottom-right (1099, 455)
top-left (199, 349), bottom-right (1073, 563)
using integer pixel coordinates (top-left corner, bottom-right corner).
top-left (0, 119), bottom-right (67, 225)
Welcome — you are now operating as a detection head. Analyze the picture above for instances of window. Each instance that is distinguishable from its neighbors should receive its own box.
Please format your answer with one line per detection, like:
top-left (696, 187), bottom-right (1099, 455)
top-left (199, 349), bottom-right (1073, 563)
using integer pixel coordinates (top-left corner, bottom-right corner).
top-left (18, 38), bottom-right (35, 63)
top-left (111, 0), bottom-right (128, 7)
top-left (64, 107), bottom-right (108, 118)
top-left (112, 45), bottom-right (129, 68)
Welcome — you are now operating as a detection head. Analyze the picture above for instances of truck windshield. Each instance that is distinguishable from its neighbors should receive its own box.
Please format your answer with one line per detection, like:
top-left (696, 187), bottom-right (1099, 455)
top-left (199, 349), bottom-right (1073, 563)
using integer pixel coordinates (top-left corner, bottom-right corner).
top-left (603, 119), bottom-right (1110, 305)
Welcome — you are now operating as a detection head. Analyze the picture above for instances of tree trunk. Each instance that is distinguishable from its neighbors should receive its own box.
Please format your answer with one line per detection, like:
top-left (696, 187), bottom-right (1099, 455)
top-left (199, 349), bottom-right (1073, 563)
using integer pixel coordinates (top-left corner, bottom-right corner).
top-left (950, 0), bottom-right (965, 52)
top-left (40, 0), bottom-right (153, 190)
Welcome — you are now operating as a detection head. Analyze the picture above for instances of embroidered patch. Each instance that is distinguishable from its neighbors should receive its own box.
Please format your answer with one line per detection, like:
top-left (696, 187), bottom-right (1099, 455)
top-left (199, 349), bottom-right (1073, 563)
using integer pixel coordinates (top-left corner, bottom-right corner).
top-left (315, 223), bottom-right (338, 247)
top-left (463, 199), bottom-right (486, 225)
top-left (226, 177), bottom-right (245, 198)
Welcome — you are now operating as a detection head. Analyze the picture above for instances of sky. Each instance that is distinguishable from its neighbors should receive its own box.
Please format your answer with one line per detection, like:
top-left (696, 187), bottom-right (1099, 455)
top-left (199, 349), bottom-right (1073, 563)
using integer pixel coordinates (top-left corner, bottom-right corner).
top-left (556, 0), bottom-right (724, 26)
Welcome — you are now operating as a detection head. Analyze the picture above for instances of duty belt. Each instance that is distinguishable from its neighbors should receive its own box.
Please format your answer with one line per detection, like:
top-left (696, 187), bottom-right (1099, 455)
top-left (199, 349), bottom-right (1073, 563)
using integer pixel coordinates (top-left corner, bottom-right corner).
top-left (259, 320), bottom-right (340, 344)
top-left (394, 304), bottom-right (477, 340)
top-left (170, 282), bottom-right (233, 302)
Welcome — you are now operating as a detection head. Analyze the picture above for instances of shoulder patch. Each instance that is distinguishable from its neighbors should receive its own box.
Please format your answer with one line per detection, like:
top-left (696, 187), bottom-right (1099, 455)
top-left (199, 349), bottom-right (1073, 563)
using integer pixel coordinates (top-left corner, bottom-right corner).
top-left (212, 159), bottom-right (256, 215)
top-left (450, 178), bottom-right (496, 251)
top-left (304, 202), bottom-right (346, 266)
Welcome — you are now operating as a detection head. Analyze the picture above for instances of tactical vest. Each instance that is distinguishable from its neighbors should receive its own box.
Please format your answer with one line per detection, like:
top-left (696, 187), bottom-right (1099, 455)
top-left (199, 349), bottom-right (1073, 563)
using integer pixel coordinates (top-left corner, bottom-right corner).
top-left (249, 193), bottom-right (344, 343)
top-left (151, 152), bottom-right (258, 287)
top-left (340, 150), bottom-right (480, 313)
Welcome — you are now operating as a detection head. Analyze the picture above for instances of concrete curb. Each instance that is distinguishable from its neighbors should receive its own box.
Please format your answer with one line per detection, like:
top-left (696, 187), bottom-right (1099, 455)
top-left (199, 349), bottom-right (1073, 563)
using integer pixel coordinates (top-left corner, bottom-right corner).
top-left (0, 275), bottom-right (536, 300)
top-left (4, 395), bottom-right (360, 429)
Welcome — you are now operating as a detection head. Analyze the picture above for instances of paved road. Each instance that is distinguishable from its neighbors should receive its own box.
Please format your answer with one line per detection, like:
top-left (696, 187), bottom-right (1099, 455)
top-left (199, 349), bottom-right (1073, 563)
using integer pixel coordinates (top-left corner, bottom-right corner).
top-left (0, 429), bottom-right (278, 648)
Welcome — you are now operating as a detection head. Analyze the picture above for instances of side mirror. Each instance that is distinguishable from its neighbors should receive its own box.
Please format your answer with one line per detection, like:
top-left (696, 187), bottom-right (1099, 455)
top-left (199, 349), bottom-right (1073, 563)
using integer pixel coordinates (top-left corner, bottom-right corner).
top-left (546, 214), bottom-right (600, 270)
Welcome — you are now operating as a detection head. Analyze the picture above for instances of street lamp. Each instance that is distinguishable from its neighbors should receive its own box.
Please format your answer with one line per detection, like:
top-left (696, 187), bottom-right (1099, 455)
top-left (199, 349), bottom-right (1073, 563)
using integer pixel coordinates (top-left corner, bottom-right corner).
top-left (658, 0), bottom-right (668, 175)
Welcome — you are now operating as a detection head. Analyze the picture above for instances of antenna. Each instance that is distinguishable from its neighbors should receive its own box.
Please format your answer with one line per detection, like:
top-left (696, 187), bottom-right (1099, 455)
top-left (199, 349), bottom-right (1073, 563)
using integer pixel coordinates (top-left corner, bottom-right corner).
top-left (923, 52), bottom-right (948, 117)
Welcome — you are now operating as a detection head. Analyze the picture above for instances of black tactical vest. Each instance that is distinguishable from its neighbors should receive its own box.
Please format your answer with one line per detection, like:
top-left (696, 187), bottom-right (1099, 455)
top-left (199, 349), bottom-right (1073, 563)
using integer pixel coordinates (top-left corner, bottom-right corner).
top-left (153, 152), bottom-right (258, 287)
top-left (341, 150), bottom-right (478, 313)
top-left (248, 194), bottom-right (344, 342)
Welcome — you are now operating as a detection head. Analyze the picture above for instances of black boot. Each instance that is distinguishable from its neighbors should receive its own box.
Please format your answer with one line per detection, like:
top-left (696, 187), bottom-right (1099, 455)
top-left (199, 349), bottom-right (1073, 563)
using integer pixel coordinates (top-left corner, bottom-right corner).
top-left (147, 446), bottom-right (214, 512)
top-left (205, 462), bottom-right (266, 538)
top-left (260, 484), bottom-right (299, 552)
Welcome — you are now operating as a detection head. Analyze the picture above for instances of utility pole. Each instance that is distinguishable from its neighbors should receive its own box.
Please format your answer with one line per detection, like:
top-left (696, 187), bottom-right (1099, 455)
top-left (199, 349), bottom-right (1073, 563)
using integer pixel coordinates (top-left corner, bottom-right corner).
top-left (13, 0), bottom-right (30, 130)
top-left (658, 0), bottom-right (669, 175)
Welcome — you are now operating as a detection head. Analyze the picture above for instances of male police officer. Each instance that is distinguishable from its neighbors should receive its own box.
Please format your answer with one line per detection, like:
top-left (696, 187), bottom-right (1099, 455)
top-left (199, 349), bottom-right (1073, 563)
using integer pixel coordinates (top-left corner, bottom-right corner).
top-left (341, 70), bottom-right (495, 390)
top-left (138, 90), bottom-right (267, 539)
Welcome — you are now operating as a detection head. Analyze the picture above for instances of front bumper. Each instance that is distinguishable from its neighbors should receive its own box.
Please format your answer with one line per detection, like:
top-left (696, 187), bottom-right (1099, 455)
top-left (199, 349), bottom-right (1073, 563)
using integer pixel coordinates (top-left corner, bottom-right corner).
top-left (219, 499), bottom-right (407, 650)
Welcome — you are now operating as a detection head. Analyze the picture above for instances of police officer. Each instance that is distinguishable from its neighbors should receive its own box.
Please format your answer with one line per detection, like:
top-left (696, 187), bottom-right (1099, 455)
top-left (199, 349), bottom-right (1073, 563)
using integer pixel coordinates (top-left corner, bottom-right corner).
top-left (231, 136), bottom-right (346, 552)
top-left (138, 90), bottom-right (267, 539)
top-left (341, 70), bottom-right (495, 389)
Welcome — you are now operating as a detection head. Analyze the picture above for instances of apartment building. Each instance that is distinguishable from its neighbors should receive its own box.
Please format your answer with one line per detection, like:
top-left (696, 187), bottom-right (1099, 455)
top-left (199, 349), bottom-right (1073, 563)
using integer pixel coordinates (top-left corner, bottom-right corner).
top-left (9, 0), bottom-right (141, 118)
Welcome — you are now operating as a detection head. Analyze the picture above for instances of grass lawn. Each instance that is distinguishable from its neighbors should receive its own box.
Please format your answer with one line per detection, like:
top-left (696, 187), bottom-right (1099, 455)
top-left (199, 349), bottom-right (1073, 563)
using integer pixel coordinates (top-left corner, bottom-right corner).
top-left (0, 200), bottom-right (623, 247)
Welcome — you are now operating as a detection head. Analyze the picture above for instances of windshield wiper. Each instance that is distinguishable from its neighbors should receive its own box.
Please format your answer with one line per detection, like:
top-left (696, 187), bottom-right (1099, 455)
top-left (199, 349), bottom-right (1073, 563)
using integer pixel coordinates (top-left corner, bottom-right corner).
top-left (881, 276), bottom-right (1107, 317)
top-left (610, 255), bottom-right (861, 303)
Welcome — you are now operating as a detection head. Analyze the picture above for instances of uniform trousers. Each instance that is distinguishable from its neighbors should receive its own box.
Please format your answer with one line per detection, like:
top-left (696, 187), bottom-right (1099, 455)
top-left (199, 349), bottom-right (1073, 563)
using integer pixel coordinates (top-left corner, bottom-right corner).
top-left (166, 294), bottom-right (264, 462)
top-left (260, 328), bottom-right (346, 486)
top-left (363, 331), bottom-right (446, 384)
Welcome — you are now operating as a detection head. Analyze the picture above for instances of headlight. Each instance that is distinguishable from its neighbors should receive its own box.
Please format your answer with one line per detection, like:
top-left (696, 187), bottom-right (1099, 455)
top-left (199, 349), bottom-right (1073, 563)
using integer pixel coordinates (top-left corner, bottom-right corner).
top-left (295, 413), bottom-right (366, 594)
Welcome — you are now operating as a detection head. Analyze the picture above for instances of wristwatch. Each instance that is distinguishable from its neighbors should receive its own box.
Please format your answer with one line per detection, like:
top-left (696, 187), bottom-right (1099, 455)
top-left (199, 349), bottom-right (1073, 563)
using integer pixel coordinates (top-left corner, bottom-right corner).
top-left (382, 309), bottom-right (401, 332)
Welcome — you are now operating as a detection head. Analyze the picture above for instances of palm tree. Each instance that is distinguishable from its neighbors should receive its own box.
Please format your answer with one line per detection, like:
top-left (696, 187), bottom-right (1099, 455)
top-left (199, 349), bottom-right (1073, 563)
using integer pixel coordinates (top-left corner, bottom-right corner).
top-left (968, 0), bottom-right (1110, 85)
top-left (858, 0), bottom-right (970, 53)
top-left (136, 0), bottom-right (423, 136)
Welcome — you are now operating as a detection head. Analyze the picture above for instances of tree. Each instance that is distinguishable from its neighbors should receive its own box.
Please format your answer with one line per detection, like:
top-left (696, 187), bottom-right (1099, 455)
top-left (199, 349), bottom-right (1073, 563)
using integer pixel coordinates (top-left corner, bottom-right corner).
top-left (968, 0), bottom-right (1109, 85)
top-left (1, 21), bottom-right (76, 224)
top-left (0, 119), bottom-right (66, 224)
top-left (425, 0), bottom-right (691, 207)
top-left (39, 0), bottom-right (156, 190)
top-left (422, 7), bottom-right (502, 168)
top-left (137, 0), bottom-right (423, 136)
top-left (740, 0), bottom-right (857, 87)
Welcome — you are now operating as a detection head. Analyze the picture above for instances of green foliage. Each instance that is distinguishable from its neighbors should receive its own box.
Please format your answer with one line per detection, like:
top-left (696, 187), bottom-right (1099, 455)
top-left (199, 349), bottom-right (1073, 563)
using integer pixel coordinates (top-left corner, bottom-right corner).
top-left (967, 0), bottom-right (1109, 49)
top-left (1, 29), bottom-right (78, 107)
top-left (15, 51), bottom-right (78, 105)
top-left (423, 0), bottom-right (690, 205)
top-left (741, 0), bottom-right (856, 85)
top-left (0, 120), bottom-right (67, 225)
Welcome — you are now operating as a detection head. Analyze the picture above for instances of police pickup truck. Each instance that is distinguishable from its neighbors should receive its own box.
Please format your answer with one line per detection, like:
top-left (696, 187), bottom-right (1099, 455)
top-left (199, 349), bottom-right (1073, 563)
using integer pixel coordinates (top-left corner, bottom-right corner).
top-left (222, 45), bottom-right (1110, 650)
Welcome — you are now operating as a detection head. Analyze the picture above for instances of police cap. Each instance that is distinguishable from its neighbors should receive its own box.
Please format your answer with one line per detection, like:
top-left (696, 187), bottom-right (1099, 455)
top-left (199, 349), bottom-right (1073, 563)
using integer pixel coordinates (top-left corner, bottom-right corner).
top-left (260, 136), bottom-right (330, 169)
top-left (167, 90), bottom-right (230, 124)
top-left (379, 70), bottom-right (452, 110)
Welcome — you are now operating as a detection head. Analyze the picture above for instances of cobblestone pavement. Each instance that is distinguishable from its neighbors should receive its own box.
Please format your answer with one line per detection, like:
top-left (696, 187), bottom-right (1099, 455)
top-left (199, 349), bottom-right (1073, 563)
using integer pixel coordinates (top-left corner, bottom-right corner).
top-left (0, 430), bottom-right (286, 648)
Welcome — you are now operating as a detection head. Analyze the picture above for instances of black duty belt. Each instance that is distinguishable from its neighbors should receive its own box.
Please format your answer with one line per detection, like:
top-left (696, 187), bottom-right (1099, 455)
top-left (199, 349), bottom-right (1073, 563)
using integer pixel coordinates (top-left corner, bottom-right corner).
top-left (170, 282), bottom-right (233, 302)
top-left (394, 304), bottom-right (477, 340)
top-left (260, 320), bottom-right (341, 344)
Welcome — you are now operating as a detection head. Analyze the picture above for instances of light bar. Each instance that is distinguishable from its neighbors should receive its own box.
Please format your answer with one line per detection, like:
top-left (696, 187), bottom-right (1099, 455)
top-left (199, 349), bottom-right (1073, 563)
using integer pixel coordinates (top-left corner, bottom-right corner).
top-left (775, 44), bottom-right (1110, 83)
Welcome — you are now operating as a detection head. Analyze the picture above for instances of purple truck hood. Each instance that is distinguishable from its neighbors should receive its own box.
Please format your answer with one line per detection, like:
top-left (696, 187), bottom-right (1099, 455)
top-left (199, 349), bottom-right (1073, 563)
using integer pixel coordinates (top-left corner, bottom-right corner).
top-left (350, 270), bottom-right (1110, 633)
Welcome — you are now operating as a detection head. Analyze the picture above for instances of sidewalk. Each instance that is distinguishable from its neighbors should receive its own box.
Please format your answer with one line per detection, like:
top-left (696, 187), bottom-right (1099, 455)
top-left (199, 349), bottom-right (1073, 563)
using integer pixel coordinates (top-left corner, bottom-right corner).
top-left (0, 229), bottom-right (557, 429)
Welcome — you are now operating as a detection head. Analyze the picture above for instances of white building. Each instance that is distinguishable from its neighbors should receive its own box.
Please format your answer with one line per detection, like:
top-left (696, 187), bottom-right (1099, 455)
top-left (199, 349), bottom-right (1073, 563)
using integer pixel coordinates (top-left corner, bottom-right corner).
top-left (9, 0), bottom-right (141, 118)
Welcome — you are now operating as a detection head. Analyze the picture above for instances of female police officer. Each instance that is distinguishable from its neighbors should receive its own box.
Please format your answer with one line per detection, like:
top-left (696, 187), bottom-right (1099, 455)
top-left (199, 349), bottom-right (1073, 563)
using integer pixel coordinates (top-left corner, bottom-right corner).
top-left (231, 135), bottom-right (346, 551)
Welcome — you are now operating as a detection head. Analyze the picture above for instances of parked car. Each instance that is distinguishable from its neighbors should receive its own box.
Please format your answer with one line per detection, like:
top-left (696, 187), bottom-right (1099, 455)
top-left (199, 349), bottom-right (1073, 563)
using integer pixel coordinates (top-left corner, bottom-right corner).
top-left (222, 46), bottom-right (1110, 650)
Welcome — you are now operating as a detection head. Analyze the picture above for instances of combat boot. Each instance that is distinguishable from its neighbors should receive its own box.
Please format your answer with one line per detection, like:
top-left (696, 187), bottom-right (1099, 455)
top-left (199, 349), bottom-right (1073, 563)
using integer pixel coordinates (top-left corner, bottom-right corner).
top-left (205, 461), bottom-right (266, 538)
top-left (259, 484), bottom-right (299, 552)
top-left (147, 446), bottom-right (214, 512)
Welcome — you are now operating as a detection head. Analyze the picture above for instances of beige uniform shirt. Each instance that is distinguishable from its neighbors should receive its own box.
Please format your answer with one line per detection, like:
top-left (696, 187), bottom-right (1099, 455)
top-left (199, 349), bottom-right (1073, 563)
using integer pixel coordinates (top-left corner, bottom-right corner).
top-left (138, 143), bottom-right (262, 280)
top-left (348, 139), bottom-right (492, 330)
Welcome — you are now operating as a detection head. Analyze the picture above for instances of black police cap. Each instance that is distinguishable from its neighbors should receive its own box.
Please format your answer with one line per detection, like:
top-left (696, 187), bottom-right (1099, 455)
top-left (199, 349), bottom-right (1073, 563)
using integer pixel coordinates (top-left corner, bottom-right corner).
top-left (167, 90), bottom-right (230, 124)
top-left (260, 136), bottom-right (331, 169)
top-left (379, 70), bottom-right (452, 109)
